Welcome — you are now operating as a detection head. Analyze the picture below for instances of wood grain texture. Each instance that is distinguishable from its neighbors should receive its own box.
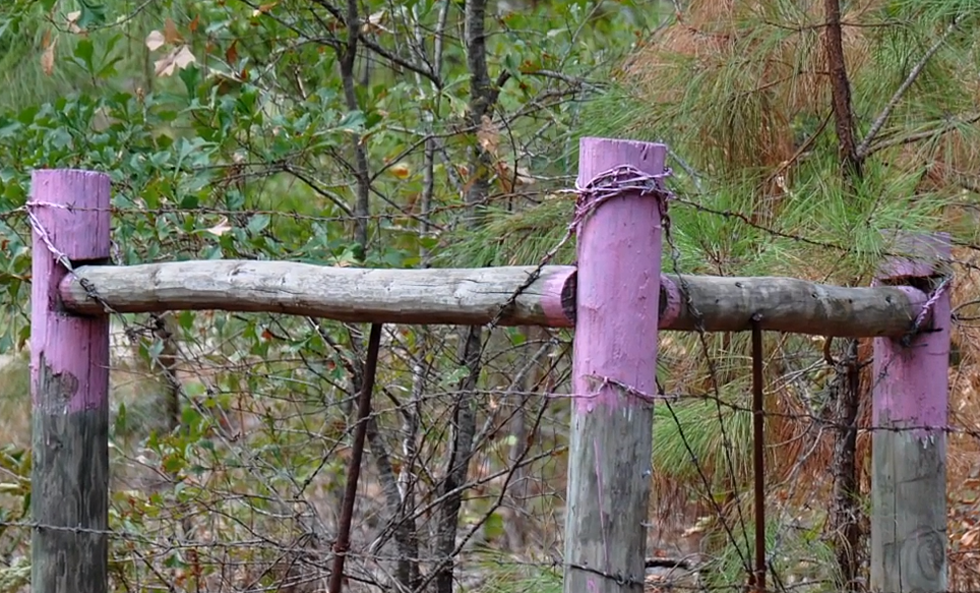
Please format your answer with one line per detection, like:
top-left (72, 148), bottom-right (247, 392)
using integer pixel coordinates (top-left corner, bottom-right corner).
top-left (60, 261), bottom-right (576, 327)
top-left (62, 263), bottom-right (927, 337)
top-left (870, 232), bottom-right (950, 593)
top-left (658, 273), bottom-right (927, 337)
top-left (30, 169), bottom-right (111, 593)
top-left (870, 433), bottom-right (947, 593)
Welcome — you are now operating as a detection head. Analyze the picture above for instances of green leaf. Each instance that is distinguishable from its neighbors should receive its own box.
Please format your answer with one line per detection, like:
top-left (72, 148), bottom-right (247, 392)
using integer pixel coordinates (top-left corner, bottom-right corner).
top-left (483, 511), bottom-right (506, 541)
top-left (114, 402), bottom-right (128, 434)
top-left (76, 0), bottom-right (108, 28)
top-left (73, 39), bottom-right (96, 74)
top-left (180, 194), bottom-right (199, 209)
top-left (247, 213), bottom-right (270, 234)
top-left (179, 65), bottom-right (201, 98)
top-left (161, 455), bottom-right (183, 474)
top-left (177, 310), bottom-right (196, 331)
top-left (336, 110), bottom-right (365, 132)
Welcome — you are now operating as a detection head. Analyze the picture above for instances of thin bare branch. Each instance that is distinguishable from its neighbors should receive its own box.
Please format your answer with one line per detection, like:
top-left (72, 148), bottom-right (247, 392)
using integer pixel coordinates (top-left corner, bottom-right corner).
top-left (310, 0), bottom-right (441, 85)
top-left (279, 163), bottom-right (355, 217)
top-left (864, 113), bottom-right (980, 157)
top-left (856, 14), bottom-right (965, 159)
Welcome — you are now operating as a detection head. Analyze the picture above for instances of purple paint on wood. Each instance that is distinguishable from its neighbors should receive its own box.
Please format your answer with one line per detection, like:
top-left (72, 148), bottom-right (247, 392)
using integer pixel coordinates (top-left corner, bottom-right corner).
top-left (871, 294), bottom-right (949, 434)
top-left (572, 138), bottom-right (666, 413)
top-left (30, 169), bottom-right (111, 413)
top-left (870, 233), bottom-right (950, 593)
top-left (563, 138), bottom-right (666, 593)
top-left (657, 274), bottom-right (682, 328)
top-left (539, 268), bottom-right (576, 327)
top-left (872, 230), bottom-right (951, 437)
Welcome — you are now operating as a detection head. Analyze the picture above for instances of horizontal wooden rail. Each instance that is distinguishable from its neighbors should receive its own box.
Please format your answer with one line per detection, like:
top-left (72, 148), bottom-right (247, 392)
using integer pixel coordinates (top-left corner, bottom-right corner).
top-left (61, 261), bottom-right (576, 327)
top-left (59, 261), bottom-right (929, 337)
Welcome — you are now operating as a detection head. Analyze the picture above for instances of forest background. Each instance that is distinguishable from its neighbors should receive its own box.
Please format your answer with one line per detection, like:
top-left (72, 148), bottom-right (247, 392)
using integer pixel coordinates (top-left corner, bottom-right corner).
top-left (1, 0), bottom-right (980, 592)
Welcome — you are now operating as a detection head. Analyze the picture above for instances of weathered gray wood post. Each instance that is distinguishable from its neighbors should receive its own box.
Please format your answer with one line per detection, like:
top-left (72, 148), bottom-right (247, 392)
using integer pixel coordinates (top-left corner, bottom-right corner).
top-left (563, 138), bottom-right (669, 593)
top-left (871, 233), bottom-right (950, 593)
top-left (29, 170), bottom-right (112, 593)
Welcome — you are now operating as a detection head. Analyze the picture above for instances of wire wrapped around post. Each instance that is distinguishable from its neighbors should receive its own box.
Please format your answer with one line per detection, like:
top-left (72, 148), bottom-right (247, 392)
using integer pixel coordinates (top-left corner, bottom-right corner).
top-left (562, 138), bottom-right (670, 593)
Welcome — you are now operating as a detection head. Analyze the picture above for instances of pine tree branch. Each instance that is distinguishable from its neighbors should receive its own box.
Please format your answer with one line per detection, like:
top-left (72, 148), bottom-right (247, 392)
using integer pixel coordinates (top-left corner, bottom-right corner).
top-left (856, 14), bottom-right (964, 159)
top-left (864, 112), bottom-right (980, 157)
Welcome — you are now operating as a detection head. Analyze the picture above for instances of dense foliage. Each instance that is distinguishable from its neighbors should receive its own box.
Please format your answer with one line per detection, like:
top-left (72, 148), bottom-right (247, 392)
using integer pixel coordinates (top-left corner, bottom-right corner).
top-left (0, 1), bottom-right (657, 591)
top-left (2, 0), bottom-right (980, 592)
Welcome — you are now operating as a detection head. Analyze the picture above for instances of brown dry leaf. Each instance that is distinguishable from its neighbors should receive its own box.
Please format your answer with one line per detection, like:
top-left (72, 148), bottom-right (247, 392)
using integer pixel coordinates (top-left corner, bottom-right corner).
top-left (361, 10), bottom-right (389, 34)
top-left (477, 114), bottom-right (500, 157)
top-left (189, 14), bottom-right (200, 33)
top-left (494, 161), bottom-right (514, 194)
top-left (225, 39), bottom-right (239, 65)
top-left (40, 33), bottom-right (56, 76)
top-left (496, 160), bottom-right (536, 190)
top-left (145, 30), bottom-right (166, 51)
top-left (163, 18), bottom-right (183, 44)
top-left (252, 1), bottom-right (278, 16)
top-left (205, 217), bottom-right (232, 236)
top-left (513, 164), bottom-right (535, 185)
top-left (154, 45), bottom-right (197, 77)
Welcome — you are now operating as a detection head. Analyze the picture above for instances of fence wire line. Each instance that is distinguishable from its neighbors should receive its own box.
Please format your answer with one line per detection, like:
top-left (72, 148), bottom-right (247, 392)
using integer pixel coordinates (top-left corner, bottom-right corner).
top-left (5, 191), bottom-right (977, 272)
top-left (3, 170), bottom-right (980, 593)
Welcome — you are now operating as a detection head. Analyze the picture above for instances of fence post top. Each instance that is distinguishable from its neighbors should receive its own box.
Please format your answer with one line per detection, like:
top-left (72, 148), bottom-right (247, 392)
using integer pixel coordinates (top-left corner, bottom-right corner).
top-left (29, 167), bottom-right (112, 264)
top-left (576, 137), bottom-right (668, 186)
top-left (878, 230), bottom-right (952, 280)
top-left (31, 168), bottom-right (111, 185)
top-left (29, 169), bottom-right (111, 209)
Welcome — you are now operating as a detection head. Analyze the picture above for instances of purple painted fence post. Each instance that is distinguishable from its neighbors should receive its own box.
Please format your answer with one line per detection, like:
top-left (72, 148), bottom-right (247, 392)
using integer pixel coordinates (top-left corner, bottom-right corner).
top-left (563, 138), bottom-right (668, 593)
top-left (870, 233), bottom-right (950, 593)
top-left (30, 170), bottom-right (111, 593)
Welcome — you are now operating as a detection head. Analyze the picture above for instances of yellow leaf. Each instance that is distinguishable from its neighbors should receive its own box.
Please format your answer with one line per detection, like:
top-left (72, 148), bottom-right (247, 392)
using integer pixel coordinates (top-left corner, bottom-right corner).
top-left (154, 45), bottom-right (197, 77)
top-left (146, 30), bottom-right (166, 51)
top-left (389, 162), bottom-right (411, 179)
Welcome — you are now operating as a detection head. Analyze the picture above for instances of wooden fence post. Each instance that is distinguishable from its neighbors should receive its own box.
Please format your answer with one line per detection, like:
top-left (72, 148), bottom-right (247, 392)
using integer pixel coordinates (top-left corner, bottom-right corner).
top-left (870, 233), bottom-right (950, 593)
top-left (29, 170), bottom-right (112, 593)
top-left (563, 138), bottom-right (668, 593)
